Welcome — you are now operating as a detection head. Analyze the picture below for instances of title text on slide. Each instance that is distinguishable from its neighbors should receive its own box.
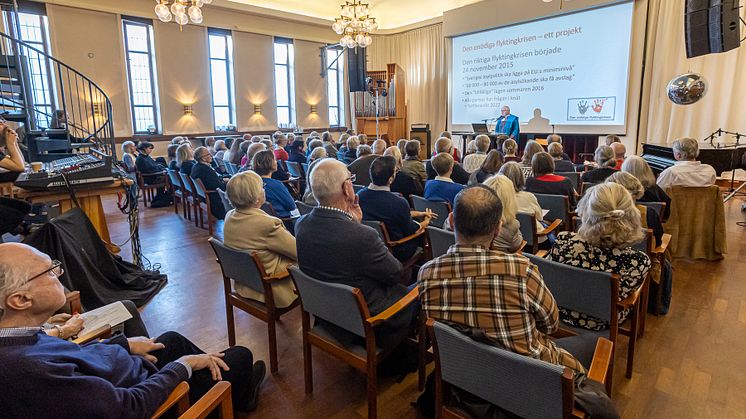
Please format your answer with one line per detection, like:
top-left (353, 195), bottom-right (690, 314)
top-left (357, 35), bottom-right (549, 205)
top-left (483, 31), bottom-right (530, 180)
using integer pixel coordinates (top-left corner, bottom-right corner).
top-left (461, 26), bottom-right (582, 52)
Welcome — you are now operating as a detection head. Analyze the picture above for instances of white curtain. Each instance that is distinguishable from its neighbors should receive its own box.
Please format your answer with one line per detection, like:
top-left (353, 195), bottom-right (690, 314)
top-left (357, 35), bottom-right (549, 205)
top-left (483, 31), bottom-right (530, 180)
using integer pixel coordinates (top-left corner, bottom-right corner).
top-left (640, 0), bottom-right (746, 146)
top-left (367, 24), bottom-right (447, 134)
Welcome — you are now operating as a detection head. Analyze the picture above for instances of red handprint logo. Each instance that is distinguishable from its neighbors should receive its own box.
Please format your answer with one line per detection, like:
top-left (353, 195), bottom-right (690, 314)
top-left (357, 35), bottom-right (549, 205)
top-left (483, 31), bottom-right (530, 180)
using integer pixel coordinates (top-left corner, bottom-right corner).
top-left (592, 99), bottom-right (606, 113)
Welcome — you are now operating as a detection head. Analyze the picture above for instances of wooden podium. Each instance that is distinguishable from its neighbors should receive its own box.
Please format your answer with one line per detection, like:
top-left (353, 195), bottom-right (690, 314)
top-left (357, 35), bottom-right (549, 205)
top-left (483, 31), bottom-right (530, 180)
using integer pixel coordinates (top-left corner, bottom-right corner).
top-left (354, 63), bottom-right (407, 144)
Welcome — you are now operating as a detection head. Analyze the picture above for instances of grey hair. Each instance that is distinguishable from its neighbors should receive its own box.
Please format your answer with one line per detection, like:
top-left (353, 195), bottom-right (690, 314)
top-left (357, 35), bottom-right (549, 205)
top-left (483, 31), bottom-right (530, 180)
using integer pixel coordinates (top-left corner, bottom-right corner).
top-left (347, 136), bottom-right (360, 150)
top-left (466, 140), bottom-right (477, 154)
top-left (434, 137), bottom-right (453, 153)
top-left (309, 159), bottom-right (349, 206)
top-left (214, 139), bottom-right (227, 151)
top-left (356, 145), bottom-right (372, 158)
top-left (309, 147), bottom-right (327, 161)
top-left (226, 170), bottom-right (264, 210)
top-left (576, 182), bottom-right (644, 248)
top-left (594, 145), bottom-right (616, 168)
top-left (605, 171), bottom-right (645, 199)
top-left (250, 135), bottom-right (262, 143)
top-left (475, 135), bottom-right (490, 152)
top-left (672, 137), bottom-right (699, 160)
top-left (121, 141), bottom-right (135, 153)
top-left (0, 249), bottom-right (32, 317)
top-left (547, 142), bottom-right (564, 159)
top-left (372, 139), bottom-right (387, 155)
top-left (547, 134), bottom-right (562, 144)
top-left (621, 155), bottom-right (656, 189)
top-left (498, 161), bottom-right (525, 192)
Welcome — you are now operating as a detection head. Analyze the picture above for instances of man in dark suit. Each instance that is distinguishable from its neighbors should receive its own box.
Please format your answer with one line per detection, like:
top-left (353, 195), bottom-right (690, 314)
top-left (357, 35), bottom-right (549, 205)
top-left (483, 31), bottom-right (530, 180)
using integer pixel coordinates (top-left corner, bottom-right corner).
top-left (295, 159), bottom-right (417, 346)
top-left (425, 137), bottom-right (470, 184)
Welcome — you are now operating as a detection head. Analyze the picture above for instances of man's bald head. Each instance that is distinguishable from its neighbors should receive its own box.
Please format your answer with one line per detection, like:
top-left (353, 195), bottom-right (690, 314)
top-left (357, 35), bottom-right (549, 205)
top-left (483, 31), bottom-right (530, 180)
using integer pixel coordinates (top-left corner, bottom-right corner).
top-left (372, 139), bottom-right (387, 155)
top-left (610, 142), bottom-right (626, 158)
top-left (309, 158), bottom-right (350, 206)
top-left (452, 185), bottom-right (503, 242)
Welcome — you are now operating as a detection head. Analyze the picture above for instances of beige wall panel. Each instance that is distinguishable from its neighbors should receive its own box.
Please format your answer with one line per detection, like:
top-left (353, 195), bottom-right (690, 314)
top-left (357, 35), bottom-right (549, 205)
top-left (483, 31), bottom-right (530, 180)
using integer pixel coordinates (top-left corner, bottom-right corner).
top-left (232, 31), bottom-right (277, 131)
top-left (46, 4), bottom-right (132, 137)
top-left (153, 22), bottom-right (213, 135)
top-left (294, 40), bottom-right (328, 129)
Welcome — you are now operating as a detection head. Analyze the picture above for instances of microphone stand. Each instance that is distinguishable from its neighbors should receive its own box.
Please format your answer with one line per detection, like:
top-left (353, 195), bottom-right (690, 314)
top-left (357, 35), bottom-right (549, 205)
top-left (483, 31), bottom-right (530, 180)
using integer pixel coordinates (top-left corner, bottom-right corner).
top-left (704, 128), bottom-right (746, 201)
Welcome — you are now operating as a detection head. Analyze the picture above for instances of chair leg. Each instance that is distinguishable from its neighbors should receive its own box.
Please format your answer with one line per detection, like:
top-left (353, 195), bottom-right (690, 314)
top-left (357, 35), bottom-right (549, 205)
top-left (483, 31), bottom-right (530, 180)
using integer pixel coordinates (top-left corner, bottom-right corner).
top-left (367, 362), bottom-right (378, 419)
top-left (639, 278), bottom-right (650, 337)
top-left (208, 213), bottom-right (214, 236)
top-left (626, 305), bottom-right (639, 379)
top-left (606, 356), bottom-right (614, 396)
top-left (268, 316), bottom-right (279, 374)
top-left (418, 314), bottom-right (427, 391)
top-left (226, 303), bottom-right (236, 347)
top-left (303, 335), bottom-right (313, 394)
top-left (173, 194), bottom-right (179, 214)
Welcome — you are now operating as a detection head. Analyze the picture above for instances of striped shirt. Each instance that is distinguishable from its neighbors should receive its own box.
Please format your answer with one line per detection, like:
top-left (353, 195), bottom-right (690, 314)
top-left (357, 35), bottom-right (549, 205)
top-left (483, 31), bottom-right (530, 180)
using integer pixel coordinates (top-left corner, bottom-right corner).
top-left (418, 244), bottom-right (585, 374)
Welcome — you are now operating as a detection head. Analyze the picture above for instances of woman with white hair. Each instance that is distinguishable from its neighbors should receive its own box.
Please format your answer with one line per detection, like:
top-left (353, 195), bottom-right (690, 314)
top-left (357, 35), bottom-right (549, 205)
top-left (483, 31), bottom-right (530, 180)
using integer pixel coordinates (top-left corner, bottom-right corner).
top-left (622, 155), bottom-right (671, 219)
top-left (548, 182), bottom-right (651, 330)
top-left (581, 145), bottom-right (617, 184)
top-left (383, 146), bottom-right (423, 199)
top-left (605, 171), bottom-right (664, 246)
top-left (224, 171), bottom-right (298, 308)
top-left (121, 141), bottom-right (137, 175)
top-left (483, 174), bottom-right (524, 252)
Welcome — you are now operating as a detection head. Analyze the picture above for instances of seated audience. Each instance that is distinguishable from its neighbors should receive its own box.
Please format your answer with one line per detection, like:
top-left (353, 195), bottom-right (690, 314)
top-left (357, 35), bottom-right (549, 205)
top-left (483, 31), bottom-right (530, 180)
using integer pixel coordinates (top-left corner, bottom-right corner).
top-left (228, 139), bottom-right (246, 167)
top-left (321, 131), bottom-right (337, 160)
top-left (335, 133), bottom-right (350, 157)
top-left (166, 143), bottom-right (179, 171)
top-left (397, 138), bottom-right (407, 157)
top-left (604, 134), bottom-right (621, 146)
top-left (425, 137), bottom-right (470, 184)
top-left (610, 142), bottom-right (626, 170)
top-left (260, 139), bottom-right (273, 151)
top-left (135, 142), bottom-right (167, 182)
top-left (465, 139), bottom-right (477, 157)
top-left (176, 143), bottom-right (196, 175)
top-left (273, 133), bottom-right (289, 162)
top-left (606, 172), bottom-right (663, 246)
top-left (462, 134), bottom-right (490, 173)
top-left (468, 149), bottom-right (503, 185)
top-left (525, 152), bottom-right (577, 207)
top-left (384, 145), bottom-right (424, 200)
top-left (520, 140), bottom-right (544, 178)
top-left (342, 136), bottom-right (360, 164)
top-left (223, 137), bottom-right (244, 165)
top-left (656, 137), bottom-right (717, 190)
top-left (213, 140), bottom-right (228, 168)
top-left (500, 161), bottom-right (547, 241)
top-left (224, 171), bottom-right (298, 308)
top-left (253, 150), bottom-right (297, 219)
top-left (306, 139), bottom-right (323, 158)
top-left (483, 174), bottom-right (524, 252)
top-left (287, 139), bottom-right (307, 164)
top-left (548, 183), bottom-right (651, 330)
top-left (418, 185), bottom-right (587, 374)
top-left (372, 139), bottom-right (387, 156)
top-left (437, 130), bottom-right (460, 162)
top-left (502, 138), bottom-right (521, 163)
top-left (0, 243), bottom-right (266, 417)
top-left (402, 140), bottom-right (427, 183)
top-left (548, 142), bottom-right (575, 172)
top-left (295, 159), bottom-right (416, 347)
top-left (191, 146), bottom-right (227, 219)
top-left (547, 134), bottom-right (572, 161)
top-left (309, 147), bottom-right (327, 163)
top-left (242, 143), bottom-right (266, 170)
top-left (205, 136), bottom-right (217, 154)
top-left (347, 145), bottom-right (379, 187)
top-left (358, 156), bottom-right (433, 262)
top-left (581, 145), bottom-right (618, 184)
top-left (358, 133), bottom-right (368, 145)
top-left (424, 153), bottom-right (465, 206)
top-left (121, 141), bottom-right (137, 176)
top-left (622, 155), bottom-right (671, 219)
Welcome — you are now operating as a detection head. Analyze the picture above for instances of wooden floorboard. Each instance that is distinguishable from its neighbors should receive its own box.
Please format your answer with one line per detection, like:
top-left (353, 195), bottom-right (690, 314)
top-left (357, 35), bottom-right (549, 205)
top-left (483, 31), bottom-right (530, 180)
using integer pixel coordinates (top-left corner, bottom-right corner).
top-left (102, 196), bottom-right (746, 418)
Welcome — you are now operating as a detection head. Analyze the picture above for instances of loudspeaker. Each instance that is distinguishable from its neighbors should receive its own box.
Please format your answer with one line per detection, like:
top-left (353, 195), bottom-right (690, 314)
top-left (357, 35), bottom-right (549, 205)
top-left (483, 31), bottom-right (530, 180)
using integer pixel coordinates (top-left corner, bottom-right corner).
top-left (685, 0), bottom-right (741, 58)
top-left (410, 124), bottom-right (431, 160)
top-left (347, 48), bottom-right (367, 92)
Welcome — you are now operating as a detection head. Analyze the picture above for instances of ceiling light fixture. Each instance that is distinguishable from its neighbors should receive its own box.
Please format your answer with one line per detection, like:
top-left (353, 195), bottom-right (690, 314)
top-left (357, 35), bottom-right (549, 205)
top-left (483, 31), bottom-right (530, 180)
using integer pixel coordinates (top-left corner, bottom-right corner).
top-left (154, 0), bottom-right (211, 28)
top-left (332, 1), bottom-right (377, 48)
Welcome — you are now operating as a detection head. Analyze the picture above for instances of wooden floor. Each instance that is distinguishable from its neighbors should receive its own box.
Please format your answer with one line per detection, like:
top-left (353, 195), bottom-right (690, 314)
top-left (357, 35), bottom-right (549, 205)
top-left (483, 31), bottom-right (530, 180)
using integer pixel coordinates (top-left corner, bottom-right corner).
top-left (102, 195), bottom-right (746, 418)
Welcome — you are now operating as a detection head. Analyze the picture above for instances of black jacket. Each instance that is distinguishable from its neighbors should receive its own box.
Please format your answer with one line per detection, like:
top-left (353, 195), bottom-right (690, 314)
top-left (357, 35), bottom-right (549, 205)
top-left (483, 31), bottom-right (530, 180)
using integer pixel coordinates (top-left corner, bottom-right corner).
top-left (191, 163), bottom-right (227, 219)
top-left (135, 154), bottom-right (165, 175)
top-left (639, 185), bottom-right (671, 220)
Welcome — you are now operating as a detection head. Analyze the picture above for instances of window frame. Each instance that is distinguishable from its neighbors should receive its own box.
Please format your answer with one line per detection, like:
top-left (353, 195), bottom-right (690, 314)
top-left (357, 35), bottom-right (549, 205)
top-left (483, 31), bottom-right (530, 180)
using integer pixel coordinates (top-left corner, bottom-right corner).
top-left (207, 29), bottom-right (236, 131)
top-left (122, 19), bottom-right (160, 135)
top-left (326, 47), bottom-right (345, 127)
top-left (273, 37), bottom-right (296, 128)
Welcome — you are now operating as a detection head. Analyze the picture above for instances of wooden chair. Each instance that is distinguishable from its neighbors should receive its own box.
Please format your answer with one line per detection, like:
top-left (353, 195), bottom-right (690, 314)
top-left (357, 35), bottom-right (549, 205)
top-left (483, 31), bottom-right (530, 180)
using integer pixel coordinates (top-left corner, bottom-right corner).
top-left (137, 171), bottom-right (168, 207)
top-left (224, 162), bottom-right (238, 176)
top-left (638, 201), bottom-right (667, 223)
top-left (534, 193), bottom-right (572, 231)
top-left (580, 182), bottom-right (598, 196)
top-left (525, 253), bottom-right (643, 390)
top-left (362, 219), bottom-right (428, 280)
top-left (665, 185), bottom-right (726, 260)
top-left (168, 169), bottom-right (191, 219)
top-left (193, 178), bottom-right (220, 236)
top-left (295, 200), bottom-right (314, 215)
top-left (427, 226), bottom-right (455, 259)
top-left (556, 171), bottom-right (580, 192)
top-left (63, 290), bottom-right (82, 315)
top-left (208, 237), bottom-right (299, 373)
top-left (650, 233), bottom-right (672, 315)
top-left (217, 189), bottom-right (235, 212)
top-left (429, 319), bottom-right (614, 419)
top-left (286, 161), bottom-right (305, 179)
top-left (179, 172), bottom-right (200, 226)
top-left (288, 265), bottom-right (424, 419)
top-left (0, 181), bottom-right (14, 198)
top-left (411, 195), bottom-right (451, 229)
top-left (152, 381), bottom-right (234, 419)
top-left (516, 212), bottom-right (562, 254)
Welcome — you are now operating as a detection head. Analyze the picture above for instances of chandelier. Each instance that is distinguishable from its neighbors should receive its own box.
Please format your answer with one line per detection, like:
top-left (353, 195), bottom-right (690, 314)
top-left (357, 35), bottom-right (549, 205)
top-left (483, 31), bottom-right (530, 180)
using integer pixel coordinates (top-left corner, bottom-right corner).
top-left (154, 0), bottom-right (211, 26)
top-left (332, 1), bottom-right (377, 48)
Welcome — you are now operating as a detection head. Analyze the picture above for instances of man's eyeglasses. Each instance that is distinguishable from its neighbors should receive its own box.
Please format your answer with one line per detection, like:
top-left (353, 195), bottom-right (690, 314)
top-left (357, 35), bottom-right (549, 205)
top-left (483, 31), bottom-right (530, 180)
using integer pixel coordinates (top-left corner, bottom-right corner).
top-left (346, 174), bottom-right (356, 184)
top-left (24, 260), bottom-right (64, 285)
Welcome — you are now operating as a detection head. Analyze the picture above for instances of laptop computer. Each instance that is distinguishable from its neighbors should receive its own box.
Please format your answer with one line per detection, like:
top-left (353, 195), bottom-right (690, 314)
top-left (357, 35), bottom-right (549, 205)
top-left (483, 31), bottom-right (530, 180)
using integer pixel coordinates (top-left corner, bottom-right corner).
top-left (471, 123), bottom-right (489, 134)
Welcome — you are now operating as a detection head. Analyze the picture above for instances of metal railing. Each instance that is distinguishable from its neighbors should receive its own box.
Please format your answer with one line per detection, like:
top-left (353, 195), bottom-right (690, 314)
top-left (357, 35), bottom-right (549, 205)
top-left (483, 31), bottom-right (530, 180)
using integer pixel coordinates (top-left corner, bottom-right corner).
top-left (0, 30), bottom-right (116, 157)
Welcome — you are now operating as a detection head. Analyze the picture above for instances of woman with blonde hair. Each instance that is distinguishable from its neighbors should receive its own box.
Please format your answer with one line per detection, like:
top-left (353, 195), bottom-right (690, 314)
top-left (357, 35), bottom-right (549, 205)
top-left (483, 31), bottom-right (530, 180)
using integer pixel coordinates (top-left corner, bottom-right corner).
top-left (622, 155), bottom-right (670, 219)
top-left (548, 182), bottom-right (651, 330)
top-left (482, 174), bottom-right (524, 253)
top-left (224, 170), bottom-right (297, 308)
top-left (176, 143), bottom-right (195, 175)
top-left (605, 171), bottom-right (663, 246)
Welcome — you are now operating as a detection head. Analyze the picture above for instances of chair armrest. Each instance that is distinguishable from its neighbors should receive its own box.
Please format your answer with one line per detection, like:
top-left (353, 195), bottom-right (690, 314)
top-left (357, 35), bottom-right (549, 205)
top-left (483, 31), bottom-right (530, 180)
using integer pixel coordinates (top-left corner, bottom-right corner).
top-left (180, 381), bottom-right (233, 419)
top-left (535, 250), bottom-right (549, 258)
top-left (537, 219), bottom-right (562, 236)
top-left (516, 240), bottom-right (527, 254)
top-left (151, 382), bottom-right (190, 419)
top-left (264, 270), bottom-right (291, 283)
top-left (366, 287), bottom-right (419, 327)
top-left (141, 171), bottom-right (167, 177)
top-left (72, 325), bottom-right (112, 345)
top-left (65, 291), bottom-right (82, 314)
top-left (617, 284), bottom-right (642, 309)
top-left (653, 233), bottom-right (672, 254)
top-left (587, 337), bottom-right (614, 385)
top-left (387, 226), bottom-right (427, 247)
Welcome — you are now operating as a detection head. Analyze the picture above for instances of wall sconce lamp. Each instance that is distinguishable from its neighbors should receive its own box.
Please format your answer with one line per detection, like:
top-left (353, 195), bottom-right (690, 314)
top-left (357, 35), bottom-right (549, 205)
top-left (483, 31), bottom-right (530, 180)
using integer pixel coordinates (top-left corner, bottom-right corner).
top-left (183, 104), bottom-right (193, 115)
top-left (254, 104), bottom-right (262, 114)
top-left (310, 104), bottom-right (318, 114)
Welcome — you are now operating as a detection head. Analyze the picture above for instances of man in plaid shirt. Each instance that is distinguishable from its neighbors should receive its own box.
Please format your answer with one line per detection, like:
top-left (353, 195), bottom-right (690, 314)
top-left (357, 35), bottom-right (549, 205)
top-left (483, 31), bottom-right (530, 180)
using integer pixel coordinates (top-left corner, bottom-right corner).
top-left (418, 185), bottom-right (586, 374)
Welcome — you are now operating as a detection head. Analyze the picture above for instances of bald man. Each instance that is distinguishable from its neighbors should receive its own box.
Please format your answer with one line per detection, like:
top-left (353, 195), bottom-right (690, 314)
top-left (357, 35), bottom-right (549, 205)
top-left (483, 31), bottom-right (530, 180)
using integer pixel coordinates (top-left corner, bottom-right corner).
top-left (295, 159), bottom-right (417, 347)
top-left (0, 243), bottom-right (266, 417)
top-left (610, 142), bottom-right (626, 170)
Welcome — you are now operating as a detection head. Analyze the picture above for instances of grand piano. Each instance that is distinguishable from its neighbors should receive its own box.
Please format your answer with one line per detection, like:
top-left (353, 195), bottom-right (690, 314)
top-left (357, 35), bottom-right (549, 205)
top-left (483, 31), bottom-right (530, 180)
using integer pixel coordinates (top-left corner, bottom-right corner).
top-left (641, 143), bottom-right (746, 175)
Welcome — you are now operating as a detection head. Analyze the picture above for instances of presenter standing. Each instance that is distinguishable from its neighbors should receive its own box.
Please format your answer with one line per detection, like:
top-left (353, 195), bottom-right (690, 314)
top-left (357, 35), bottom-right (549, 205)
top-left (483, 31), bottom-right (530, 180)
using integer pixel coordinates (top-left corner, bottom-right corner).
top-left (494, 106), bottom-right (520, 139)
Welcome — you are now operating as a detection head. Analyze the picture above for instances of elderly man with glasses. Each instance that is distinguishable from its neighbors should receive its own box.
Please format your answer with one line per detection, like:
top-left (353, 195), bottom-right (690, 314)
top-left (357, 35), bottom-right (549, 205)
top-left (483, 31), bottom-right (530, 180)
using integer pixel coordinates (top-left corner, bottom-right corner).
top-left (0, 243), bottom-right (266, 418)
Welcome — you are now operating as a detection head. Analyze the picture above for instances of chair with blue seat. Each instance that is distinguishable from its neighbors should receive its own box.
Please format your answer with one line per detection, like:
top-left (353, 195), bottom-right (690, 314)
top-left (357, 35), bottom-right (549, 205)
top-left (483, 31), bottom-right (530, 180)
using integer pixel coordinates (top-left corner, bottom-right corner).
top-left (534, 193), bottom-right (572, 231)
top-left (411, 195), bottom-right (451, 229)
top-left (167, 169), bottom-right (190, 220)
top-left (516, 212), bottom-right (562, 254)
top-left (362, 219), bottom-right (427, 276)
top-left (288, 266), bottom-right (424, 419)
top-left (638, 201), bottom-right (667, 223)
top-left (217, 189), bottom-right (234, 212)
top-left (426, 226), bottom-right (455, 259)
top-left (556, 171), bottom-right (580, 192)
top-left (286, 161), bottom-right (305, 179)
top-left (295, 200), bottom-right (314, 216)
top-left (428, 319), bottom-right (614, 419)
